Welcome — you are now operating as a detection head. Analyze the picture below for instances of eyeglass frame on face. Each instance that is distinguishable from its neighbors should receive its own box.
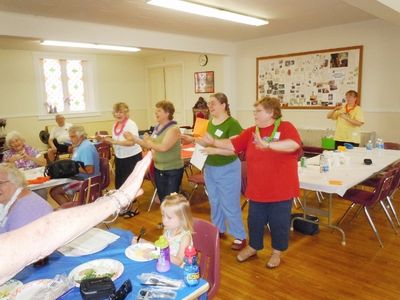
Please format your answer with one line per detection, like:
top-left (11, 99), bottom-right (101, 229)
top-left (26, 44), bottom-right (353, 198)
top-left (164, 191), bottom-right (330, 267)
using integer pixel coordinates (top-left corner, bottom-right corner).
top-left (207, 100), bottom-right (220, 107)
top-left (253, 108), bottom-right (265, 114)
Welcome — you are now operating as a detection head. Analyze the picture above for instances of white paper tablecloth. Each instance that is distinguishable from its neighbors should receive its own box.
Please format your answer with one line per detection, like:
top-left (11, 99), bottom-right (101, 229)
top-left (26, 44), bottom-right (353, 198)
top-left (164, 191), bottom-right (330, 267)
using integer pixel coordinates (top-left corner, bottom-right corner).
top-left (299, 148), bottom-right (400, 196)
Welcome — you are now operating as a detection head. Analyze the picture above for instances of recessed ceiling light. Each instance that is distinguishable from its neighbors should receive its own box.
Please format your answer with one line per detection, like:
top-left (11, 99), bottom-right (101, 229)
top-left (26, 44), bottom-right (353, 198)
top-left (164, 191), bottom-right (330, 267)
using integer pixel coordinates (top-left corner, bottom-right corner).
top-left (147, 0), bottom-right (268, 26)
top-left (40, 40), bottom-right (141, 52)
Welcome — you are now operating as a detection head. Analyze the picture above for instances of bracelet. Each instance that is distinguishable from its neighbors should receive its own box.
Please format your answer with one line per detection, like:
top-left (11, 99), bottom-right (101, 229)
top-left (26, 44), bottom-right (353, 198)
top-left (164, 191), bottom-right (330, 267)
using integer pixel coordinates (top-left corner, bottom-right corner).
top-left (101, 189), bottom-right (131, 224)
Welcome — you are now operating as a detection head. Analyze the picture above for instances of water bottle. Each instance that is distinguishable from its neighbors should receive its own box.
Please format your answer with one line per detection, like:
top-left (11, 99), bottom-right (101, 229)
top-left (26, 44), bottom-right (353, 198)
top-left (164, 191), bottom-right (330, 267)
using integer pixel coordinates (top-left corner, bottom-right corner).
top-left (319, 154), bottom-right (329, 173)
top-left (155, 236), bottom-right (170, 272)
top-left (366, 140), bottom-right (373, 151)
top-left (183, 246), bottom-right (200, 287)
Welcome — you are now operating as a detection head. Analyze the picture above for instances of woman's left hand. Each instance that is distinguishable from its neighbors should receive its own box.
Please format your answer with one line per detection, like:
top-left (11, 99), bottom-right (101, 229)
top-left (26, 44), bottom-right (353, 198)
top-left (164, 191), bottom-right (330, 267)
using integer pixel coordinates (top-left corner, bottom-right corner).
top-left (253, 132), bottom-right (269, 150)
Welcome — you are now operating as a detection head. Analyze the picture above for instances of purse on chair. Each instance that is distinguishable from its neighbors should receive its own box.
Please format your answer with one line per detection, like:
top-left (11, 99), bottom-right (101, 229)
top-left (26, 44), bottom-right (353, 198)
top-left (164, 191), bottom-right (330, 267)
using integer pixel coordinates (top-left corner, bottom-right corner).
top-left (44, 160), bottom-right (85, 179)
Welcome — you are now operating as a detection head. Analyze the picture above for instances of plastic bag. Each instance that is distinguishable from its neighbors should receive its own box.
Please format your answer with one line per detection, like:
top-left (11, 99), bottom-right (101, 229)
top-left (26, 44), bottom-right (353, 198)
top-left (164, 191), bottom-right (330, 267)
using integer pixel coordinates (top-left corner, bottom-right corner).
top-left (136, 287), bottom-right (177, 300)
top-left (137, 273), bottom-right (183, 290)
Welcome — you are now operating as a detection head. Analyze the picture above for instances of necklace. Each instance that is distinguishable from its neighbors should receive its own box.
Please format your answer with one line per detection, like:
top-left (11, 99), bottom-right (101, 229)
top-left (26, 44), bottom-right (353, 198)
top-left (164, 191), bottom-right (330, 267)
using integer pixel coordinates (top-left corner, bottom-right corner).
top-left (153, 120), bottom-right (177, 136)
top-left (345, 104), bottom-right (356, 114)
top-left (255, 118), bottom-right (281, 142)
top-left (113, 118), bottom-right (128, 136)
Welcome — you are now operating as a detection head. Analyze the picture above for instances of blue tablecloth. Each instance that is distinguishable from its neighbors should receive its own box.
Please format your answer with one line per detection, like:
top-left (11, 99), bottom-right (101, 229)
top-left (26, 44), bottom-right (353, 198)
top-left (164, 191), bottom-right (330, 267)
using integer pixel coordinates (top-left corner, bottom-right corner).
top-left (14, 229), bottom-right (208, 299)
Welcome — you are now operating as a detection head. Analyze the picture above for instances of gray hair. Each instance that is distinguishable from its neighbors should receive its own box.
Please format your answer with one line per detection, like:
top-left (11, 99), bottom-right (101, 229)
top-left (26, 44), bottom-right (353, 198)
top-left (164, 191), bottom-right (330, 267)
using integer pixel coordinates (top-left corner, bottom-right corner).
top-left (5, 131), bottom-right (25, 148)
top-left (0, 163), bottom-right (27, 188)
top-left (69, 125), bottom-right (87, 139)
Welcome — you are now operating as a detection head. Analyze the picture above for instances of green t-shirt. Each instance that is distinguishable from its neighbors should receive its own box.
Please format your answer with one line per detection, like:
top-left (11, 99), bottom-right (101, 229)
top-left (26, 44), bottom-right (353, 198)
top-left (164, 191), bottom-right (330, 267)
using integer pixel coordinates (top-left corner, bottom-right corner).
top-left (206, 116), bottom-right (242, 166)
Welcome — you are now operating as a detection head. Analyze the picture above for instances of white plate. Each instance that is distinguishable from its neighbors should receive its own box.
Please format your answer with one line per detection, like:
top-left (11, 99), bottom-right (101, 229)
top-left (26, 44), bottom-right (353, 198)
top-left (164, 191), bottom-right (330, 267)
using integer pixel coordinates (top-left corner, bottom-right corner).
top-left (68, 258), bottom-right (124, 287)
top-left (57, 228), bottom-right (120, 257)
top-left (0, 280), bottom-right (23, 300)
top-left (9, 279), bottom-right (53, 300)
top-left (125, 243), bottom-right (157, 262)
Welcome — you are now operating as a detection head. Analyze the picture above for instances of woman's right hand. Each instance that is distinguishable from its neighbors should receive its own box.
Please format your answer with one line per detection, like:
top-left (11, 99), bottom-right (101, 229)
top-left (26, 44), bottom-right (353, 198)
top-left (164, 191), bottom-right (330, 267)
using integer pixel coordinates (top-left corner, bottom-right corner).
top-left (181, 134), bottom-right (194, 144)
top-left (200, 133), bottom-right (215, 146)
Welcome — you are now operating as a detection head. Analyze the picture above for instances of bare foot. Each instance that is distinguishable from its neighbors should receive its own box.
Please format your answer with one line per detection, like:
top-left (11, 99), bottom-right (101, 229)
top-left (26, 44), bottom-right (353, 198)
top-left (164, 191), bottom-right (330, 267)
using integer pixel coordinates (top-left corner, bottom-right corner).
top-left (266, 249), bottom-right (281, 268)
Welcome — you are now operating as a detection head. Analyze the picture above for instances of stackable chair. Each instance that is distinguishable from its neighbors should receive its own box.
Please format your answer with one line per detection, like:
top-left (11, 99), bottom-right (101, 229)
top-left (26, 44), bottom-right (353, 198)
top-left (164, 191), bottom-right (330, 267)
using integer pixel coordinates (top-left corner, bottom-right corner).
top-left (187, 173), bottom-right (207, 202)
top-left (146, 161), bottom-right (159, 212)
top-left (337, 169), bottom-right (397, 247)
top-left (193, 218), bottom-right (220, 299)
top-left (383, 142), bottom-right (400, 150)
top-left (61, 175), bottom-right (102, 209)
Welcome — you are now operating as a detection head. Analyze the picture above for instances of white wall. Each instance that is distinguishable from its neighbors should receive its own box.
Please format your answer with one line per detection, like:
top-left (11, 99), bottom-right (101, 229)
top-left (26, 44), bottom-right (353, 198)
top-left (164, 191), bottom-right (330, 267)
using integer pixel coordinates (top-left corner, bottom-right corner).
top-left (235, 19), bottom-right (400, 142)
top-left (0, 49), bottom-right (147, 150)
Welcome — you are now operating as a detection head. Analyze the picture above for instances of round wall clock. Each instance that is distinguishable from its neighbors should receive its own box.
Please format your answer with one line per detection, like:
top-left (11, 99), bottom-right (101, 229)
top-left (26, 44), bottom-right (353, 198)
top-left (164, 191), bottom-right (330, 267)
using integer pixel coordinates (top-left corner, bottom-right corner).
top-left (199, 54), bottom-right (208, 66)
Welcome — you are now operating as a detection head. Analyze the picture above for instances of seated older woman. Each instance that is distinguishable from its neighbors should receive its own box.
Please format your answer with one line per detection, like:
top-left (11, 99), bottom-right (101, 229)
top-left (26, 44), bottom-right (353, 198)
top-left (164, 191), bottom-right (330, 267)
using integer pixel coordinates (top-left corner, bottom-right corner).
top-left (0, 163), bottom-right (53, 234)
top-left (2, 131), bottom-right (46, 170)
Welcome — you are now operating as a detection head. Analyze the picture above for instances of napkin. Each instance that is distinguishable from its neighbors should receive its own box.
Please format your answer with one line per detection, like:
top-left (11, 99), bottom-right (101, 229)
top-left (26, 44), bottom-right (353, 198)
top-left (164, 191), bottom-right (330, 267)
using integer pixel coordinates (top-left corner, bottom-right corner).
top-left (58, 228), bottom-right (120, 256)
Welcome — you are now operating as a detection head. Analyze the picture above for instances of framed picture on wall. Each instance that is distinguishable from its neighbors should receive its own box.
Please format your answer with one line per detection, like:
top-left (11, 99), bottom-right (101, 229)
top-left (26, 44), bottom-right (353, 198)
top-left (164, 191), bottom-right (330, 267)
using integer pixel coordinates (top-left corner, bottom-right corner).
top-left (256, 45), bottom-right (363, 109)
top-left (194, 71), bottom-right (214, 93)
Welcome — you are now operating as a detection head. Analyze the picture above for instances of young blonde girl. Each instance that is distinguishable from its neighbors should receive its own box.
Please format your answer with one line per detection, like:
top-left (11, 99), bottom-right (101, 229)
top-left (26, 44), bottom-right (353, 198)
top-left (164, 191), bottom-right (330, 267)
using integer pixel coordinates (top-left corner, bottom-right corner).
top-left (160, 193), bottom-right (194, 266)
top-left (132, 193), bottom-right (193, 266)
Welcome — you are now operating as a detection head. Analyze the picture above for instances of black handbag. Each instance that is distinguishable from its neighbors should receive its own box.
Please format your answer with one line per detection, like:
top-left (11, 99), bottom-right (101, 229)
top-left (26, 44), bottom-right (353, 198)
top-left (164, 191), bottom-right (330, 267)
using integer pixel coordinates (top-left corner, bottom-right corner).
top-left (291, 213), bottom-right (320, 235)
top-left (44, 160), bottom-right (85, 179)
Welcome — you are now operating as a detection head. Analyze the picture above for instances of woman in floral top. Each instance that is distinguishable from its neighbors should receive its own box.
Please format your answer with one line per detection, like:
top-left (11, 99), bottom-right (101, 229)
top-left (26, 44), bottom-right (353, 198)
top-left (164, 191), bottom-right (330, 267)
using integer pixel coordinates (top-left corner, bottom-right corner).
top-left (2, 131), bottom-right (46, 170)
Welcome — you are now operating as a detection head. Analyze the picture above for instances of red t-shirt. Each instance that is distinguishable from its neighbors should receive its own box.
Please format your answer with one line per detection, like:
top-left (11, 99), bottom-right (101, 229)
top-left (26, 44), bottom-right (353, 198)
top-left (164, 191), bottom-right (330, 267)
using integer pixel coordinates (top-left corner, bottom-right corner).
top-left (231, 121), bottom-right (302, 202)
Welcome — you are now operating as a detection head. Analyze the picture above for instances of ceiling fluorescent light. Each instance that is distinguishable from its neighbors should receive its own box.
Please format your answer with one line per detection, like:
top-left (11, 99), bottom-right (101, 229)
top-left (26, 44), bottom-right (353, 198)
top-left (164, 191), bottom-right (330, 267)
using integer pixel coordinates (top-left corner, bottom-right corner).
top-left (147, 0), bottom-right (268, 26)
top-left (41, 40), bottom-right (141, 52)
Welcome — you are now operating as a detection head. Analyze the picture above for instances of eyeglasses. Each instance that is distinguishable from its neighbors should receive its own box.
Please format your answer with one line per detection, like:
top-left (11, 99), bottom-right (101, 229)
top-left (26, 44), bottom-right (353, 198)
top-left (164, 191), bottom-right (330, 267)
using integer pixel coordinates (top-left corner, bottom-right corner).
top-left (253, 109), bottom-right (265, 113)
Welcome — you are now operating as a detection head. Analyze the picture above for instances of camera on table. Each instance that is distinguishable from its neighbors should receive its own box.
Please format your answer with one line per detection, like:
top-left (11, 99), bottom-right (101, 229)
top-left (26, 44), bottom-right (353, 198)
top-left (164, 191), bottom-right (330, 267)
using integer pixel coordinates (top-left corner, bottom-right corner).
top-left (80, 277), bottom-right (132, 300)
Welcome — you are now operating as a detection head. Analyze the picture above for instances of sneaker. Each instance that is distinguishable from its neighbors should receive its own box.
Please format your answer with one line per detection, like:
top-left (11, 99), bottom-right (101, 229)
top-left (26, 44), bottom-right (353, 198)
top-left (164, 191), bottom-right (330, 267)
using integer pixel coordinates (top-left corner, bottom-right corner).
top-left (237, 245), bottom-right (257, 262)
top-left (231, 239), bottom-right (247, 251)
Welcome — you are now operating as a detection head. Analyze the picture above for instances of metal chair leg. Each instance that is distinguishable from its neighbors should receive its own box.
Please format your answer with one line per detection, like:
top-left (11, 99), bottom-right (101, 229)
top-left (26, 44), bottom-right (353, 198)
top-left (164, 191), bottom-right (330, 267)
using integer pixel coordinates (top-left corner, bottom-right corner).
top-left (364, 207), bottom-right (384, 248)
top-left (293, 197), bottom-right (304, 210)
top-left (187, 184), bottom-right (198, 202)
top-left (316, 191), bottom-right (324, 203)
top-left (241, 199), bottom-right (249, 210)
top-left (386, 196), bottom-right (400, 227)
top-left (336, 203), bottom-right (356, 226)
top-left (147, 188), bottom-right (158, 212)
top-left (348, 205), bottom-right (363, 223)
top-left (380, 201), bottom-right (398, 234)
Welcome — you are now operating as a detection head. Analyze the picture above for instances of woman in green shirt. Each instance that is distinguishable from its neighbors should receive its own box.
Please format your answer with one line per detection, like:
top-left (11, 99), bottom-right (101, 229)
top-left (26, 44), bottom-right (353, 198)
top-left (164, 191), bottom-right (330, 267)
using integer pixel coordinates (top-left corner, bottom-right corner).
top-left (188, 93), bottom-right (247, 250)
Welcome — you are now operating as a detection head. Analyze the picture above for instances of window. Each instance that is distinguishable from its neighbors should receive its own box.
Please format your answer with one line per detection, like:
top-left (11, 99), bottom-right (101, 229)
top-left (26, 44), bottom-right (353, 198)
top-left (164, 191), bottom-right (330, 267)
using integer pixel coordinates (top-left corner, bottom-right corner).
top-left (34, 53), bottom-right (96, 116)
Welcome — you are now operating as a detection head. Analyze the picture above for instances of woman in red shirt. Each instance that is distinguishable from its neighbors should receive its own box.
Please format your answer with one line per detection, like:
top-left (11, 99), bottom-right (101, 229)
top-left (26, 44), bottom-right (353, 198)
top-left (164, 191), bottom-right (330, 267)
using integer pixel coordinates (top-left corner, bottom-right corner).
top-left (202, 97), bottom-right (301, 268)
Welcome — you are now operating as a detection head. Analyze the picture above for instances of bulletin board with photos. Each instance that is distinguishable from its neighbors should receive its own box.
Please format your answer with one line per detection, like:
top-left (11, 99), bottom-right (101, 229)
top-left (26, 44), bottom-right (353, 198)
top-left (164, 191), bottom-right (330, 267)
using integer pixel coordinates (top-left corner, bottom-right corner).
top-left (256, 46), bottom-right (363, 109)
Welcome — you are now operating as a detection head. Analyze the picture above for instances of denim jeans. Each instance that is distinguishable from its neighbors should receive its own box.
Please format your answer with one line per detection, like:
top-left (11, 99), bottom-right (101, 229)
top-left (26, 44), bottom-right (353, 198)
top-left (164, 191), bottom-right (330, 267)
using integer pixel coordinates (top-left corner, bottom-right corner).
top-left (248, 199), bottom-right (293, 251)
top-left (204, 159), bottom-right (246, 240)
top-left (154, 167), bottom-right (184, 202)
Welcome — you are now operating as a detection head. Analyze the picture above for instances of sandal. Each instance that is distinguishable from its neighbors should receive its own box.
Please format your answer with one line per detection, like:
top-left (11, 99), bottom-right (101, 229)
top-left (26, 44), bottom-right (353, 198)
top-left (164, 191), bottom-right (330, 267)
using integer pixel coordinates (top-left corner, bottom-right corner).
top-left (120, 208), bottom-right (140, 219)
top-left (266, 250), bottom-right (281, 269)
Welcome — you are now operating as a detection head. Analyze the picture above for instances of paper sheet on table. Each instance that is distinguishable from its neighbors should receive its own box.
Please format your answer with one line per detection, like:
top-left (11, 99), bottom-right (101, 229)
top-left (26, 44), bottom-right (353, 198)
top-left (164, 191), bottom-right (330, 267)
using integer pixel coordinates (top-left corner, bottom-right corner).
top-left (192, 118), bottom-right (209, 137)
top-left (190, 143), bottom-right (208, 170)
top-left (58, 228), bottom-right (120, 256)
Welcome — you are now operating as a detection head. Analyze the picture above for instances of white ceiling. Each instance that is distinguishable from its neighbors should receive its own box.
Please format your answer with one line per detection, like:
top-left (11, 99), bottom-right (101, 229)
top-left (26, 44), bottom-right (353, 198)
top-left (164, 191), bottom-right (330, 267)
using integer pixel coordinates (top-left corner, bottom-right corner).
top-left (0, 0), bottom-right (377, 42)
top-left (0, 0), bottom-right (399, 54)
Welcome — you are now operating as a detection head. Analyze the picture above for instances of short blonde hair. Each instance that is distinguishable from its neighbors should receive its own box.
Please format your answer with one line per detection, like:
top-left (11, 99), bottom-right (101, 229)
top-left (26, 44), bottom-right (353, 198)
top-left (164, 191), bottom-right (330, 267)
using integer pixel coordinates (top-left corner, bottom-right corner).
top-left (161, 194), bottom-right (194, 233)
top-left (5, 131), bottom-right (25, 148)
top-left (0, 163), bottom-right (27, 188)
top-left (254, 96), bottom-right (282, 119)
top-left (113, 102), bottom-right (129, 116)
